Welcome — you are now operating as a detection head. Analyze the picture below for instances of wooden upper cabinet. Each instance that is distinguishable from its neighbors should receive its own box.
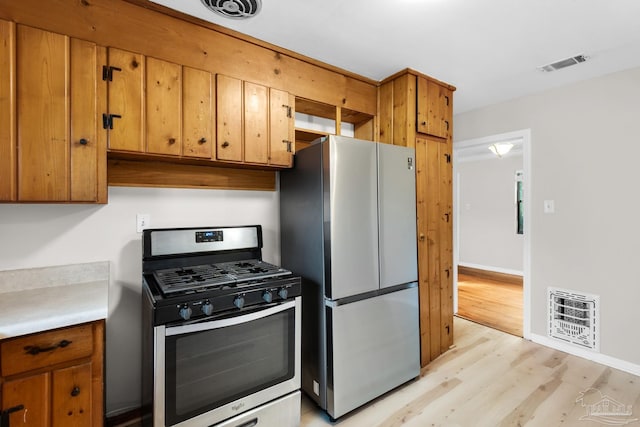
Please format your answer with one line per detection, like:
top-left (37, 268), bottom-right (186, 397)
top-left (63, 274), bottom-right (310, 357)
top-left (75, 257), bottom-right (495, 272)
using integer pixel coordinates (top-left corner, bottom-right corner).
top-left (216, 74), bottom-right (243, 162)
top-left (216, 74), bottom-right (293, 167)
top-left (269, 88), bottom-right (294, 167)
top-left (244, 81), bottom-right (269, 164)
top-left (0, 20), bottom-right (16, 201)
top-left (146, 57), bottom-right (181, 156)
top-left (417, 77), bottom-right (452, 139)
top-left (16, 25), bottom-right (69, 201)
top-left (183, 66), bottom-right (213, 159)
top-left (106, 47), bottom-right (144, 152)
top-left (12, 24), bottom-right (106, 203)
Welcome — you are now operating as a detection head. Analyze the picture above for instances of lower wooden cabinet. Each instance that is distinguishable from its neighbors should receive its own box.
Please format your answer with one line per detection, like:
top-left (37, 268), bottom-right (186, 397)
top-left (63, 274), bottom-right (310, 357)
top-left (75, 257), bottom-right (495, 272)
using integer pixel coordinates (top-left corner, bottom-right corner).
top-left (0, 321), bottom-right (104, 426)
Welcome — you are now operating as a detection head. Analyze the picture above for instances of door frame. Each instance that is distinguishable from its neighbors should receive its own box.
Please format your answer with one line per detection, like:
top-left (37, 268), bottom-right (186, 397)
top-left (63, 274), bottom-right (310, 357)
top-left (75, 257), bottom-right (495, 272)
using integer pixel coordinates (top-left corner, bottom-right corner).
top-left (453, 129), bottom-right (532, 339)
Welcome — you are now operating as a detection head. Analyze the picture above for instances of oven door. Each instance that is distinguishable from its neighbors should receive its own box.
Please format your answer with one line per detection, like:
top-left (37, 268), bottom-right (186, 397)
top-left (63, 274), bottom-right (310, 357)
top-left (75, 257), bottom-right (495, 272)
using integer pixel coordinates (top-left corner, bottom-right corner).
top-left (153, 297), bottom-right (301, 427)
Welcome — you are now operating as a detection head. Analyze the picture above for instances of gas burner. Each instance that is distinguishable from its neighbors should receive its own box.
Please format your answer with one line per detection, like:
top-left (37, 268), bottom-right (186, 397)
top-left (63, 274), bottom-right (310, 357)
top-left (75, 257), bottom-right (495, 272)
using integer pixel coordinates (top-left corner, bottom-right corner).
top-left (153, 259), bottom-right (291, 296)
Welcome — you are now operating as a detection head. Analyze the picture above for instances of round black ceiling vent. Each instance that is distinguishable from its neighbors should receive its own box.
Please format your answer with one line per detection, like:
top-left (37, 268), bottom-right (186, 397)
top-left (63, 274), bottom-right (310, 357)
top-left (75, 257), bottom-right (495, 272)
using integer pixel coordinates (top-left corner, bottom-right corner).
top-left (201, 0), bottom-right (262, 19)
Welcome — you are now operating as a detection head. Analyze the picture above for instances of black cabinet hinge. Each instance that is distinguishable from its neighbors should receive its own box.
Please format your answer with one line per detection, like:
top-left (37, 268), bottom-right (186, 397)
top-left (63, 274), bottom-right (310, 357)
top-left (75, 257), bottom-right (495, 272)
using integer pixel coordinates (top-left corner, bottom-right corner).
top-left (1, 404), bottom-right (25, 427)
top-left (445, 153), bottom-right (451, 163)
top-left (102, 65), bottom-right (122, 81)
top-left (102, 113), bottom-right (122, 130)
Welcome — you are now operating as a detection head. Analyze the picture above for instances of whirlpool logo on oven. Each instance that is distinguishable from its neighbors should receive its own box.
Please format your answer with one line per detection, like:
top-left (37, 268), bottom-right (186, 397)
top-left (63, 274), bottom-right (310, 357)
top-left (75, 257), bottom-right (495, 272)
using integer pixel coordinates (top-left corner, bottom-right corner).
top-left (232, 402), bottom-right (245, 412)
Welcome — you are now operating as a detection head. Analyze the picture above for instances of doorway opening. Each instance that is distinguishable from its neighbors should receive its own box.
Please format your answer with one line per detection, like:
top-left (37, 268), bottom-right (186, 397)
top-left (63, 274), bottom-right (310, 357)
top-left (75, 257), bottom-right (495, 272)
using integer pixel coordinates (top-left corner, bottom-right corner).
top-left (453, 129), bottom-right (531, 338)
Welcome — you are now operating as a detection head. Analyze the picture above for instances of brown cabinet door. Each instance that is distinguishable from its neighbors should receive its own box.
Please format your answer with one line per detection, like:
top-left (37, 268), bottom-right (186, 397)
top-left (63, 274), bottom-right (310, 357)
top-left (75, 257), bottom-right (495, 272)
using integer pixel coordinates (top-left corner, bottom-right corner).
top-left (16, 25), bottom-right (69, 201)
top-left (415, 136), bottom-right (453, 364)
top-left (216, 74), bottom-right (242, 162)
top-left (269, 88), bottom-right (293, 167)
top-left (107, 48), bottom-right (144, 152)
top-left (52, 363), bottom-right (92, 427)
top-left (146, 57), bottom-right (181, 155)
top-left (182, 66), bottom-right (213, 158)
top-left (417, 78), bottom-right (449, 139)
top-left (439, 140), bottom-right (453, 351)
top-left (0, 19), bottom-right (16, 201)
top-left (244, 81), bottom-right (268, 164)
top-left (1, 373), bottom-right (50, 426)
top-left (69, 38), bottom-right (101, 202)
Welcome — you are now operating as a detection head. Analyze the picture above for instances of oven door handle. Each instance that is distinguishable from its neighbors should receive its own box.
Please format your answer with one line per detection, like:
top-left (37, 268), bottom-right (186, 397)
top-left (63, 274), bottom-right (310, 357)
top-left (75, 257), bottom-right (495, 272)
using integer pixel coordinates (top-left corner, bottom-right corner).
top-left (165, 299), bottom-right (297, 336)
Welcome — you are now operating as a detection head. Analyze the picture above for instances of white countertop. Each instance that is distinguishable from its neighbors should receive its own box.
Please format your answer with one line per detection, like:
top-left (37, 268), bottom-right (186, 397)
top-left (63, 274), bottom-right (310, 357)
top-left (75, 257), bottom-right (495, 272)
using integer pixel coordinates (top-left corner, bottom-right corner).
top-left (0, 262), bottom-right (109, 339)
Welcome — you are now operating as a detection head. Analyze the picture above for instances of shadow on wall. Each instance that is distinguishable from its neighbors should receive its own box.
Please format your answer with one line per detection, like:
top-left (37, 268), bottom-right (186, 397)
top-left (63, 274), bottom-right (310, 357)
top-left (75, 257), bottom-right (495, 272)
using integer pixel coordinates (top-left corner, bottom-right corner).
top-left (106, 237), bottom-right (144, 416)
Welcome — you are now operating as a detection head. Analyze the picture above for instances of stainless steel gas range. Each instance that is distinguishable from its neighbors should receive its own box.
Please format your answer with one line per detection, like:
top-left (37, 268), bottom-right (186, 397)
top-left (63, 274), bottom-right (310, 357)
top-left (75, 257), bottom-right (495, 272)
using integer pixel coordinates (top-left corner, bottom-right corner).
top-left (141, 225), bottom-right (302, 427)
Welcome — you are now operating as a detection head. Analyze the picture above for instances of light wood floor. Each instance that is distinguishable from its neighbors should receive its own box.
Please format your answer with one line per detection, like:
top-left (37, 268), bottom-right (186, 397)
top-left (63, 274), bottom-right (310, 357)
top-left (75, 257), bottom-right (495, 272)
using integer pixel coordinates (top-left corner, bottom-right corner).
top-left (457, 272), bottom-right (523, 337)
top-left (302, 317), bottom-right (640, 426)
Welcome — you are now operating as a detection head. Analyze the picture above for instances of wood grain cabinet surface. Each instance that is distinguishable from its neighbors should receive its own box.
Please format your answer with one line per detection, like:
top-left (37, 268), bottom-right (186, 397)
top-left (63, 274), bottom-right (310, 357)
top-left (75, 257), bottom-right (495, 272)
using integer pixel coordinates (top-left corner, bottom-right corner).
top-left (0, 321), bottom-right (104, 427)
top-left (0, 21), bottom-right (107, 203)
top-left (217, 74), bottom-right (294, 167)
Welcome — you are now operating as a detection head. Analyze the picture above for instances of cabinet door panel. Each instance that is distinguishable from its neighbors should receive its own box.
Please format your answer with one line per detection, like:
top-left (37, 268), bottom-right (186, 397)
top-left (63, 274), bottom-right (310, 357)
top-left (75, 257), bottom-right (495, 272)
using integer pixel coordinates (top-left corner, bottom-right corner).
top-left (269, 88), bottom-right (293, 166)
top-left (70, 38), bottom-right (98, 202)
top-left (439, 140), bottom-right (453, 350)
top-left (183, 66), bottom-right (212, 158)
top-left (244, 81), bottom-right (268, 164)
top-left (52, 363), bottom-right (92, 427)
top-left (17, 25), bottom-right (69, 201)
top-left (107, 48), bottom-right (143, 152)
top-left (216, 74), bottom-right (242, 161)
top-left (146, 57), bottom-right (181, 155)
top-left (2, 373), bottom-right (50, 427)
top-left (0, 19), bottom-right (16, 201)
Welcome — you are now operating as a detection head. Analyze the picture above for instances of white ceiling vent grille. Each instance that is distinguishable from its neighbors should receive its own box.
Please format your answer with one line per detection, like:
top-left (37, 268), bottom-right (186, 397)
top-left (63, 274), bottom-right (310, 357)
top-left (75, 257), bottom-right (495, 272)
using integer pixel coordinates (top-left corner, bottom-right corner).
top-left (201, 0), bottom-right (262, 19)
top-left (548, 287), bottom-right (599, 351)
top-left (538, 54), bottom-right (588, 72)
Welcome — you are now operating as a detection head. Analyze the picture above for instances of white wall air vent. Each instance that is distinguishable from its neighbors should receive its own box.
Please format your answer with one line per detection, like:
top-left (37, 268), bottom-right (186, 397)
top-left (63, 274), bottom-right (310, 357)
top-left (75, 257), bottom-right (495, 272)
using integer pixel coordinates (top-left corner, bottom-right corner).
top-left (201, 0), bottom-right (261, 19)
top-left (548, 287), bottom-right (599, 351)
top-left (538, 54), bottom-right (588, 72)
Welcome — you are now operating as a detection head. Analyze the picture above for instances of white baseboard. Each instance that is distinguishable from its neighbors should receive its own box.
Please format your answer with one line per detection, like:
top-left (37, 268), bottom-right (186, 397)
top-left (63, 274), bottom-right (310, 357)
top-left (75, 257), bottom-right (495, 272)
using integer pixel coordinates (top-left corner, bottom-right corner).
top-left (529, 333), bottom-right (640, 377)
top-left (458, 262), bottom-right (523, 277)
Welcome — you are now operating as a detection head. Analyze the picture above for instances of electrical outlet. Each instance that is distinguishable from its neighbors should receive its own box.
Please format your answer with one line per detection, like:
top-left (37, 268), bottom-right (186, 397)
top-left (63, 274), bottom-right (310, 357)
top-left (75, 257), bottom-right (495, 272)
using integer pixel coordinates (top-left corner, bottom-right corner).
top-left (137, 214), bottom-right (150, 233)
top-left (543, 200), bottom-right (555, 214)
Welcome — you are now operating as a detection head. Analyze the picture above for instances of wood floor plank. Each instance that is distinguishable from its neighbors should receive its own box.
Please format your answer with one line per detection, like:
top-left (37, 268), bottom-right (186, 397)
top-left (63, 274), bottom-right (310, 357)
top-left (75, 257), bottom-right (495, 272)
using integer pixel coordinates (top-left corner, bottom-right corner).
top-left (457, 272), bottom-right (523, 336)
top-left (301, 317), bottom-right (640, 427)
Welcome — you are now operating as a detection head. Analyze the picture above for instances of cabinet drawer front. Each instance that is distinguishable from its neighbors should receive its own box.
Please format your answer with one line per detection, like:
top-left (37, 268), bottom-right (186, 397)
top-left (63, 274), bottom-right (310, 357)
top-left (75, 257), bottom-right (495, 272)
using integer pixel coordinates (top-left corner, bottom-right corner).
top-left (1, 324), bottom-right (93, 377)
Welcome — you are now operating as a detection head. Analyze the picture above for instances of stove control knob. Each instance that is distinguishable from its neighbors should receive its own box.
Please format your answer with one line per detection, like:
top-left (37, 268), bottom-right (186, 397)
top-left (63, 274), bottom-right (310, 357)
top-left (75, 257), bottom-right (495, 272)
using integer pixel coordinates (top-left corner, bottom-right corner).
top-left (262, 290), bottom-right (273, 303)
top-left (179, 305), bottom-right (192, 320)
top-left (201, 301), bottom-right (213, 316)
top-left (278, 287), bottom-right (288, 300)
top-left (233, 295), bottom-right (245, 309)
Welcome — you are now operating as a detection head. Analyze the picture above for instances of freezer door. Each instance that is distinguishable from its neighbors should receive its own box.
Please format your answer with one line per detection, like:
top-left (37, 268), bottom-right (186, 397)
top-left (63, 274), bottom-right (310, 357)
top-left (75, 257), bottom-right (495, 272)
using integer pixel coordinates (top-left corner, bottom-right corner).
top-left (325, 136), bottom-right (379, 299)
top-left (326, 286), bottom-right (420, 419)
top-left (378, 144), bottom-right (418, 288)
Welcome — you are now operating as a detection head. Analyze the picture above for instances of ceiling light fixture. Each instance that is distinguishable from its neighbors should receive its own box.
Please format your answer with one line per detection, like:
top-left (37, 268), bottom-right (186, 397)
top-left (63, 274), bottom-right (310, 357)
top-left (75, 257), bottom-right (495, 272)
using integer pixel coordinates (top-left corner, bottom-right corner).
top-left (488, 142), bottom-right (514, 158)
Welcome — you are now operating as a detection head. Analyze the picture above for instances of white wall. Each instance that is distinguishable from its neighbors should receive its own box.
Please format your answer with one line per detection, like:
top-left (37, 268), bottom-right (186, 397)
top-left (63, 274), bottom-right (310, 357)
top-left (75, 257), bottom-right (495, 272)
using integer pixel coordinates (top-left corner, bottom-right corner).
top-left (454, 66), bottom-right (640, 368)
top-left (0, 186), bottom-right (281, 416)
top-left (457, 155), bottom-right (523, 273)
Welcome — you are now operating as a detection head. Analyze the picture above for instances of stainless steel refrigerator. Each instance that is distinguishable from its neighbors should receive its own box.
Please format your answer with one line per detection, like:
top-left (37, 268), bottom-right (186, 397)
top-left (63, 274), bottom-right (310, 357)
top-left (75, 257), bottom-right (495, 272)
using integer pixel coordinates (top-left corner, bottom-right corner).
top-left (280, 135), bottom-right (420, 419)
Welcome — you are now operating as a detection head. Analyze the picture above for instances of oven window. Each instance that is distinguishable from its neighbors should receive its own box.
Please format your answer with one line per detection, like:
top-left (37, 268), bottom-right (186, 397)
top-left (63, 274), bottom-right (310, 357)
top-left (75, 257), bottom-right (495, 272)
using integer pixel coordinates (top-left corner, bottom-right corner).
top-left (164, 307), bottom-right (295, 425)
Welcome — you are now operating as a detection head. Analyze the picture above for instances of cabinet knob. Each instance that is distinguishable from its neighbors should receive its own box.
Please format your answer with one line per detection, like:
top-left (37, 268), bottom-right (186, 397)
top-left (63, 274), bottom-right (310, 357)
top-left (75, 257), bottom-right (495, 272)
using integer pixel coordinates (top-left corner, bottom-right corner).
top-left (198, 137), bottom-right (207, 144)
top-left (419, 233), bottom-right (425, 241)
top-left (221, 141), bottom-right (230, 148)
top-left (168, 138), bottom-right (176, 145)
top-left (79, 138), bottom-right (89, 146)
top-left (71, 386), bottom-right (80, 397)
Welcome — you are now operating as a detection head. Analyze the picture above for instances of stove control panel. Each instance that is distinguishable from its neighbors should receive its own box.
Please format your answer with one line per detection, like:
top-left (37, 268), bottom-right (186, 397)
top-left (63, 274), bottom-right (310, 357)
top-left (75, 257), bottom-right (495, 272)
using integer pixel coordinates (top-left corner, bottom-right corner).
top-left (156, 277), bottom-right (301, 326)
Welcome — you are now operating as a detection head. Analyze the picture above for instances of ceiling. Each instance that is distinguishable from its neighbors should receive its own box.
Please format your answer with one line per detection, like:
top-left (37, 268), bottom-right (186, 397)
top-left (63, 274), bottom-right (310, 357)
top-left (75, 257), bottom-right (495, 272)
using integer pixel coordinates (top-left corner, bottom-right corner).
top-left (148, 0), bottom-right (640, 115)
